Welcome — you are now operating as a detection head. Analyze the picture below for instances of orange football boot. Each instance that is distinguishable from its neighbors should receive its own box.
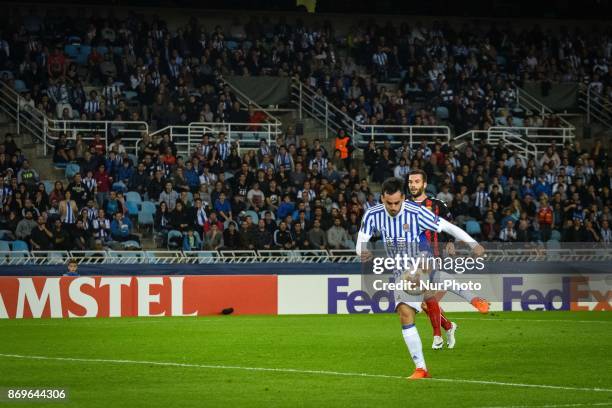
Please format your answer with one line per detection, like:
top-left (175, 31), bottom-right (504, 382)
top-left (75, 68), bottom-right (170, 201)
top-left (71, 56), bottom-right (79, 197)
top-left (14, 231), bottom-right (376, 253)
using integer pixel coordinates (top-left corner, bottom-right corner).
top-left (470, 297), bottom-right (490, 314)
top-left (408, 368), bottom-right (431, 379)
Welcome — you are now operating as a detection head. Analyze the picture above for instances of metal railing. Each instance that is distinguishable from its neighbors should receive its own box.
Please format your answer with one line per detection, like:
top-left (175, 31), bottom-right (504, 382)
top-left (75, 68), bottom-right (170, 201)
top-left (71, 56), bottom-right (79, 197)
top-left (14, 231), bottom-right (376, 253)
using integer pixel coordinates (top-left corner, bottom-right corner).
top-left (291, 78), bottom-right (451, 147)
top-left (489, 126), bottom-right (573, 151)
top-left (147, 121), bottom-right (282, 158)
top-left (0, 80), bottom-right (150, 156)
top-left (578, 85), bottom-right (612, 128)
top-left (0, 80), bottom-right (282, 159)
top-left (516, 87), bottom-right (575, 131)
top-left (453, 128), bottom-right (539, 161)
top-left (0, 247), bottom-right (610, 266)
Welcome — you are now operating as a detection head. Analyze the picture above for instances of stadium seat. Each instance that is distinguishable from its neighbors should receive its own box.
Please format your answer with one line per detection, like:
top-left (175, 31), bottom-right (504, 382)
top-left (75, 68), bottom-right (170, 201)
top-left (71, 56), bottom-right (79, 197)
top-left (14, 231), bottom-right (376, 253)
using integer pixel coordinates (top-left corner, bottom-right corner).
top-left (14, 80), bottom-right (27, 93)
top-left (167, 230), bottom-right (183, 249)
top-left (0, 70), bottom-right (14, 79)
top-left (226, 40), bottom-right (239, 50)
top-left (75, 45), bottom-right (92, 65)
top-left (11, 240), bottom-right (29, 251)
top-left (43, 180), bottom-right (55, 194)
top-left (124, 91), bottom-right (137, 100)
top-left (138, 208), bottom-right (154, 231)
top-left (112, 182), bottom-right (127, 193)
top-left (65, 163), bottom-right (80, 179)
top-left (0, 241), bottom-right (10, 252)
top-left (465, 220), bottom-right (482, 236)
top-left (126, 191), bottom-right (142, 204)
top-left (435, 106), bottom-right (449, 120)
top-left (65, 44), bottom-right (79, 57)
top-left (126, 201), bottom-right (139, 217)
top-left (67, 36), bottom-right (81, 44)
top-left (244, 210), bottom-right (259, 223)
top-left (140, 201), bottom-right (157, 214)
top-left (343, 239), bottom-right (356, 250)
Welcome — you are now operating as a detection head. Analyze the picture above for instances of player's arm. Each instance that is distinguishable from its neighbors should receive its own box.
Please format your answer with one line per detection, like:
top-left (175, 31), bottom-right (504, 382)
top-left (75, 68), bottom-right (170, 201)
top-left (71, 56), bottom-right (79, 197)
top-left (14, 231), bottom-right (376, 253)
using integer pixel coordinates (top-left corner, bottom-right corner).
top-left (435, 199), bottom-right (454, 243)
top-left (418, 206), bottom-right (484, 256)
top-left (356, 212), bottom-right (374, 261)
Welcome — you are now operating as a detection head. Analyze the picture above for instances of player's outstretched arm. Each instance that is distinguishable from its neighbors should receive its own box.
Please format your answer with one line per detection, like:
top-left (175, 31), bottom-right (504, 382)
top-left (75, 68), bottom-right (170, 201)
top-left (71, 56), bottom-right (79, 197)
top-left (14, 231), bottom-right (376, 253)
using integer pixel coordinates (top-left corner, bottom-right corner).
top-left (438, 218), bottom-right (485, 256)
top-left (356, 230), bottom-right (374, 261)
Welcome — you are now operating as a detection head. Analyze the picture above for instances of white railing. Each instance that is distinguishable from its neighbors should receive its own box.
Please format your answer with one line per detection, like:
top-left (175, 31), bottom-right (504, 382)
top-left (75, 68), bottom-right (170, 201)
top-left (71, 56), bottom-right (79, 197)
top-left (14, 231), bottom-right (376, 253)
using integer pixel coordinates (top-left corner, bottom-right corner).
top-left (353, 123), bottom-right (450, 148)
top-left (455, 129), bottom-right (538, 161)
top-left (147, 121), bottom-right (282, 158)
top-left (489, 126), bottom-right (573, 151)
top-left (0, 247), bottom-right (610, 266)
top-left (0, 80), bottom-right (281, 159)
top-left (47, 119), bottom-right (149, 157)
top-left (516, 87), bottom-right (575, 131)
top-left (291, 78), bottom-right (450, 147)
top-left (578, 85), bottom-right (612, 128)
top-left (492, 131), bottom-right (539, 161)
top-left (0, 80), bottom-right (150, 156)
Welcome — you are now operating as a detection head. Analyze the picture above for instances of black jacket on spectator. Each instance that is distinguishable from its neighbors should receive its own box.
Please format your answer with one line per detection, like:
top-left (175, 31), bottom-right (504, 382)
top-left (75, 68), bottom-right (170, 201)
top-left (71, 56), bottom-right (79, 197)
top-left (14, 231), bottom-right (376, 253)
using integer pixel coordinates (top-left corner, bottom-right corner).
top-left (170, 209), bottom-right (191, 231)
top-left (222, 229), bottom-right (241, 250)
top-left (129, 171), bottom-right (149, 195)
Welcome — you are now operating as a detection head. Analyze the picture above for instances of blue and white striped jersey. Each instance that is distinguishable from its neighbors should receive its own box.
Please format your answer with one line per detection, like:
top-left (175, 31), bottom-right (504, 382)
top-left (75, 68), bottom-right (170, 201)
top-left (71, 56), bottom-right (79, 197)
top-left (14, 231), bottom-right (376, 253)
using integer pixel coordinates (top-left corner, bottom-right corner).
top-left (359, 200), bottom-right (441, 258)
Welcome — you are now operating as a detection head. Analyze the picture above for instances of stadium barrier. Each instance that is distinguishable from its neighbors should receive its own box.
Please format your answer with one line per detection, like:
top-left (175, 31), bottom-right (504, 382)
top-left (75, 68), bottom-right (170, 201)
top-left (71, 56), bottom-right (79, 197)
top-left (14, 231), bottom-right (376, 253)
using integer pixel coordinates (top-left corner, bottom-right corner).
top-left (0, 259), bottom-right (608, 318)
top-left (0, 247), bottom-right (610, 267)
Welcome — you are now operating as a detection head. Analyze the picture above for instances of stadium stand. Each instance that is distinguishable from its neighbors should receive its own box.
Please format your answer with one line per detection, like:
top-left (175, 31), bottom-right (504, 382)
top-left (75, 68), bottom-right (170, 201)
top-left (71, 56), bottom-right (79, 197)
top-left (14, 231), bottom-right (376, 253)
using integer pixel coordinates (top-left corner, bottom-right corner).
top-left (0, 8), bottom-right (609, 255)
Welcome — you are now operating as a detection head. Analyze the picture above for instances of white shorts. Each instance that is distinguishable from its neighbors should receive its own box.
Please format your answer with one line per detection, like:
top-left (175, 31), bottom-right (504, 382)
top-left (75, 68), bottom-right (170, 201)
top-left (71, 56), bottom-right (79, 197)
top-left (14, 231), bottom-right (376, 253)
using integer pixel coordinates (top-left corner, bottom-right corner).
top-left (391, 268), bottom-right (428, 313)
top-left (394, 289), bottom-right (423, 312)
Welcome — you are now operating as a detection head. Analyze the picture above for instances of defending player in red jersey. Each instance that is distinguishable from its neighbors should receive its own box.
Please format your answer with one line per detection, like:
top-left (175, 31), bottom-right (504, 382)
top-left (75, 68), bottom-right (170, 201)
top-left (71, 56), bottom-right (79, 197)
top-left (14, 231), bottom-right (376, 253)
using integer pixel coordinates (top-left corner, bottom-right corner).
top-left (408, 170), bottom-right (490, 350)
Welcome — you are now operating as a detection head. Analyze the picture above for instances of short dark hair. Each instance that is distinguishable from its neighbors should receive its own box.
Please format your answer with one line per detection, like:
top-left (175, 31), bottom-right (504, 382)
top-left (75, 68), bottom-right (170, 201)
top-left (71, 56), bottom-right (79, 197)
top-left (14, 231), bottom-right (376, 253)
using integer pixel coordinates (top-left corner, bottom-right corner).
top-left (381, 177), bottom-right (404, 196)
top-left (408, 169), bottom-right (427, 183)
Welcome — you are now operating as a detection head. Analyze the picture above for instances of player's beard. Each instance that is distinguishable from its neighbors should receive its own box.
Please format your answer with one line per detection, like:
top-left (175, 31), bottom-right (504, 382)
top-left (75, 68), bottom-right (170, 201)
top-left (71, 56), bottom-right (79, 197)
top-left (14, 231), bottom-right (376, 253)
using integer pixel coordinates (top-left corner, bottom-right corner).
top-left (410, 186), bottom-right (425, 199)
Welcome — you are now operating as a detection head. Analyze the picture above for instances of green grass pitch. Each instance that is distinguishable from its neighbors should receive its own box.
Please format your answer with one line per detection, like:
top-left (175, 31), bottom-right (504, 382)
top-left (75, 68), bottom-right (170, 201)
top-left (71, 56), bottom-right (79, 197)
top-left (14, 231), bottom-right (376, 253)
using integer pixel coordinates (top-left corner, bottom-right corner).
top-left (0, 311), bottom-right (610, 407)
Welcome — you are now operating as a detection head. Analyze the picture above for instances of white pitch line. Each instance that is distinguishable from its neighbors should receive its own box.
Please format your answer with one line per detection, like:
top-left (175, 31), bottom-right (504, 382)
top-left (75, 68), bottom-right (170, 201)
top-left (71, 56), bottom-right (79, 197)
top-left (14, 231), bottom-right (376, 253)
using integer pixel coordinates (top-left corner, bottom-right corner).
top-left (453, 317), bottom-right (611, 324)
top-left (479, 403), bottom-right (612, 408)
top-left (0, 353), bottom-right (611, 393)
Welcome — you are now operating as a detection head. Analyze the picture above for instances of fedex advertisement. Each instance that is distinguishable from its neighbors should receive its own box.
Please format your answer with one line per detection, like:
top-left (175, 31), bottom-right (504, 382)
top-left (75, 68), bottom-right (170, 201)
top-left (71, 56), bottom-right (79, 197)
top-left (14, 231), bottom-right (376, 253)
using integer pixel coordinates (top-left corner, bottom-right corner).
top-left (0, 273), bottom-right (608, 318)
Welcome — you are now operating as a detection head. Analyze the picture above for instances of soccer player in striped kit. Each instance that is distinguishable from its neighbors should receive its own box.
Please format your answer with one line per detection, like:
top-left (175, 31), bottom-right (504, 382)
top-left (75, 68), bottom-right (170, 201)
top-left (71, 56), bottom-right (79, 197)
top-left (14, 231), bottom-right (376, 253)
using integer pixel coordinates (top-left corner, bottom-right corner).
top-left (356, 177), bottom-right (484, 379)
top-left (407, 170), bottom-right (490, 350)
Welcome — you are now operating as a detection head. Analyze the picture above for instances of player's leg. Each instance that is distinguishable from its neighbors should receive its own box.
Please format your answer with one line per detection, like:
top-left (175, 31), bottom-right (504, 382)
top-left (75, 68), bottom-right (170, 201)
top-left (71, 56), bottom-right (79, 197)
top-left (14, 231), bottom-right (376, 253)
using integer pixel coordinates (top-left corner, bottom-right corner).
top-left (397, 303), bottom-right (430, 379)
top-left (423, 296), bottom-right (444, 349)
top-left (430, 270), bottom-right (490, 313)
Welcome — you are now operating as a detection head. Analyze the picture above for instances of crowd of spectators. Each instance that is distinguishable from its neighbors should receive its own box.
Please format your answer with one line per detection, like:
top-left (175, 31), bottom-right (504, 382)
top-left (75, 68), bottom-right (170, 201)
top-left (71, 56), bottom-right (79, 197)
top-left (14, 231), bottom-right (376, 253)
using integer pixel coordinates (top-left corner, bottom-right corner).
top-left (0, 125), bottom-right (609, 252)
top-left (1, 11), bottom-right (609, 134)
top-left (0, 11), bottom-right (610, 251)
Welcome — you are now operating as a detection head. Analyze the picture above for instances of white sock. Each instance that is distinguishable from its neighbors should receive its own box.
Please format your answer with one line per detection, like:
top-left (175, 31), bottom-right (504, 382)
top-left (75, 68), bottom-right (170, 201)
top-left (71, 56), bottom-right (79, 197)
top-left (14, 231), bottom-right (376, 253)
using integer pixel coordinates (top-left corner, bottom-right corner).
top-left (432, 270), bottom-right (476, 302)
top-left (402, 324), bottom-right (426, 370)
